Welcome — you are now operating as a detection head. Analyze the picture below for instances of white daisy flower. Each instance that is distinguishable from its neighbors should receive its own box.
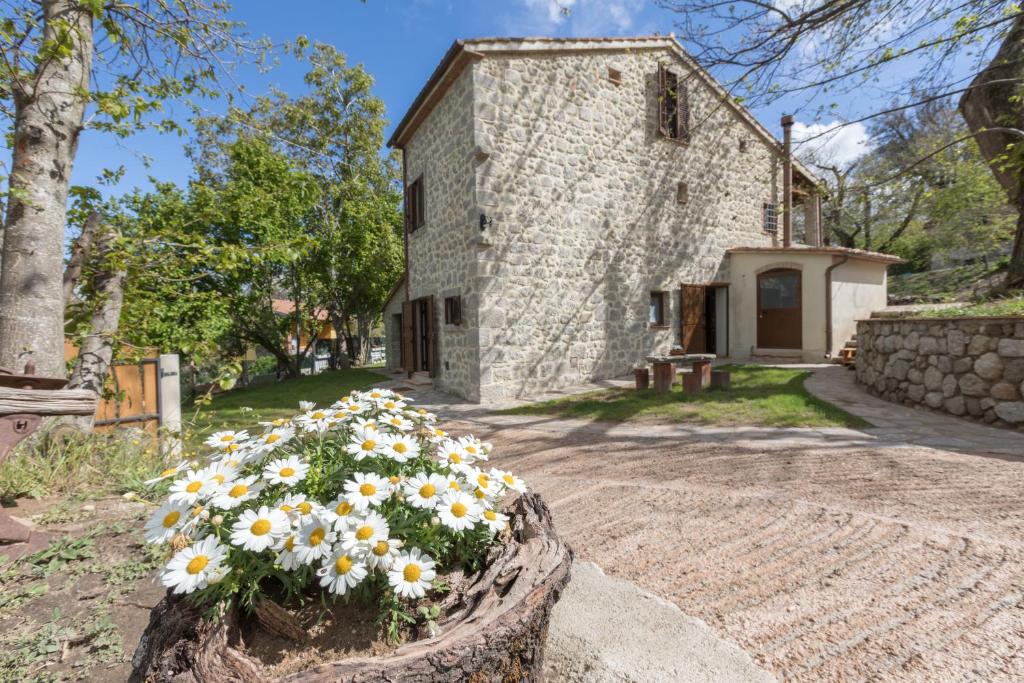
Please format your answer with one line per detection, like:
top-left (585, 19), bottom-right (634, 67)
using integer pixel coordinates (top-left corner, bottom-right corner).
top-left (274, 533), bottom-right (302, 570)
top-left (263, 455), bottom-right (309, 486)
top-left (388, 547), bottom-right (437, 599)
top-left (205, 461), bottom-right (240, 488)
top-left (458, 436), bottom-right (486, 462)
top-left (343, 472), bottom-right (392, 511)
top-left (258, 426), bottom-right (294, 452)
top-left (293, 513), bottom-right (338, 564)
top-left (345, 428), bottom-right (382, 461)
top-left (230, 506), bottom-right (290, 552)
top-left (491, 468), bottom-right (527, 493)
top-left (364, 537), bottom-right (401, 570)
top-left (298, 400), bottom-right (316, 411)
top-left (209, 475), bottom-right (262, 510)
top-left (467, 467), bottom-right (501, 501)
top-left (410, 407), bottom-right (437, 422)
top-left (168, 470), bottom-right (217, 505)
top-left (351, 417), bottom-right (381, 434)
top-left (341, 511), bottom-right (389, 553)
top-left (426, 426), bottom-right (447, 442)
top-left (145, 461), bottom-right (188, 486)
top-left (437, 440), bottom-right (470, 469)
top-left (318, 550), bottom-right (368, 595)
top-left (481, 508), bottom-right (510, 534)
top-left (276, 493), bottom-right (317, 523)
top-left (259, 417), bottom-right (292, 429)
top-left (381, 412), bottom-right (413, 432)
top-left (204, 430), bottom-right (249, 449)
top-left (296, 408), bottom-right (332, 433)
top-left (144, 501), bottom-right (190, 544)
top-left (380, 433), bottom-right (420, 463)
top-left (402, 472), bottom-right (448, 510)
top-left (161, 536), bottom-right (229, 594)
top-left (436, 490), bottom-right (482, 531)
top-left (338, 398), bottom-right (370, 417)
top-left (326, 497), bottom-right (357, 531)
top-left (378, 397), bottom-right (407, 413)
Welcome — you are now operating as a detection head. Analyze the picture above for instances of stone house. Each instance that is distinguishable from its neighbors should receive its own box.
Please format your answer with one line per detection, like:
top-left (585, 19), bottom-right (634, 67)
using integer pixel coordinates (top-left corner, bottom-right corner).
top-left (382, 36), bottom-right (901, 402)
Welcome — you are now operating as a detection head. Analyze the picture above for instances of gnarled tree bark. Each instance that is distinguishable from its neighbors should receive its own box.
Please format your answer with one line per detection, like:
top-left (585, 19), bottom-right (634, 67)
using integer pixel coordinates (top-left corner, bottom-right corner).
top-left (130, 493), bottom-right (572, 682)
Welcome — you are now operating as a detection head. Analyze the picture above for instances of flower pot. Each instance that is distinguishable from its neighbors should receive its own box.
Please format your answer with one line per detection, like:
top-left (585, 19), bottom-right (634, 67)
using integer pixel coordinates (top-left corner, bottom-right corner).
top-left (129, 493), bottom-right (572, 682)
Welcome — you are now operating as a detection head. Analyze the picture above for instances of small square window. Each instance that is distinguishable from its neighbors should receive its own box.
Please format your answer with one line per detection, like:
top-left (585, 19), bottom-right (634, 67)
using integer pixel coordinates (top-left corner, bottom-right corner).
top-left (739, 139), bottom-right (749, 152)
top-left (607, 67), bottom-right (622, 86)
top-left (676, 182), bottom-right (689, 205)
top-left (649, 291), bottom-right (666, 326)
top-left (444, 295), bottom-right (462, 325)
top-left (406, 176), bottom-right (425, 232)
top-left (762, 202), bottom-right (778, 235)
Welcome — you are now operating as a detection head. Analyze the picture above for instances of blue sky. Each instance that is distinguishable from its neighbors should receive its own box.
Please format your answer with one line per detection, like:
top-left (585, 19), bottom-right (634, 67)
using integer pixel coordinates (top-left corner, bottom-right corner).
top-left (70, 0), bottom-right (865, 197)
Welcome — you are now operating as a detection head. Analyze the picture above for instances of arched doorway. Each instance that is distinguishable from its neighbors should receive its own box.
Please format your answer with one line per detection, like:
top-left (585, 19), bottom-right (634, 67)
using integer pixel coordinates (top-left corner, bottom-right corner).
top-left (757, 269), bottom-right (802, 349)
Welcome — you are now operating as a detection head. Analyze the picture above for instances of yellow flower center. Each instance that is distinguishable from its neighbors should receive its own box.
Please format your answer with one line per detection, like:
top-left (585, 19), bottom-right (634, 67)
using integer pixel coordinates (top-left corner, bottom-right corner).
top-left (309, 528), bottom-right (326, 546)
top-left (279, 467), bottom-right (295, 478)
top-left (359, 483), bottom-right (376, 497)
top-left (285, 536), bottom-right (295, 551)
top-left (335, 555), bottom-right (353, 574)
top-left (419, 483), bottom-right (436, 499)
top-left (272, 418), bottom-right (286, 426)
top-left (449, 453), bottom-right (462, 464)
top-left (390, 418), bottom-right (401, 425)
top-left (225, 443), bottom-right (240, 452)
top-left (162, 511), bottom-right (181, 528)
top-left (355, 525), bottom-right (374, 541)
top-left (335, 501), bottom-right (353, 516)
top-left (371, 392), bottom-right (382, 399)
top-left (465, 446), bottom-right (477, 454)
top-left (311, 411), bottom-right (326, 420)
top-left (361, 439), bottom-right (376, 451)
top-left (160, 467), bottom-right (177, 477)
top-left (185, 481), bottom-right (202, 493)
top-left (297, 502), bottom-right (312, 515)
top-left (393, 442), bottom-right (407, 454)
top-left (334, 412), bottom-right (347, 419)
top-left (403, 564), bottom-right (422, 582)
top-left (251, 519), bottom-right (272, 536)
top-left (449, 481), bottom-right (461, 491)
top-left (348, 405), bottom-right (359, 412)
top-left (220, 435), bottom-right (234, 442)
top-left (503, 474), bottom-right (515, 485)
top-left (451, 502), bottom-right (467, 518)
top-left (384, 401), bottom-right (396, 410)
top-left (265, 433), bottom-right (280, 444)
top-left (192, 505), bottom-right (203, 517)
top-left (280, 504), bottom-right (293, 512)
top-left (477, 474), bottom-right (489, 487)
top-left (484, 510), bottom-right (497, 521)
top-left (389, 475), bottom-right (400, 485)
top-left (186, 555), bottom-right (209, 575)
top-left (212, 474), bottom-right (225, 484)
top-left (228, 484), bottom-right (247, 498)
top-left (474, 489), bottom-right (486, 500)
top-left (372, 541), bottom-right (390, 556)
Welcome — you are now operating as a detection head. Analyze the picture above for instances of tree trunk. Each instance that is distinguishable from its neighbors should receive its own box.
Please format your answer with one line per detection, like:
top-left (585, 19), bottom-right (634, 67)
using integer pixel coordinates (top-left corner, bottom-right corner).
top-left (355, 312), bottom-right (371, 367)
top-left (328, 309), bottom-right (350, 370)
top-left (959, 10), bottom-right (1024, 287)
top-left (62, 211), bottom-right (102, 307)
top-left (65, 224), bottom-right (126, 431)
top-left (0, 1), bottom-right (94, 377)
top-left (129, 493), bottom-right (572, 682)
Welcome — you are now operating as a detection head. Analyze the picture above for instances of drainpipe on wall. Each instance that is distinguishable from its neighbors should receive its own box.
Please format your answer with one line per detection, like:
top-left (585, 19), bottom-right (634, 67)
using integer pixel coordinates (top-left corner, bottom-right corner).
top-left (824, 255), bottom-right (849, 359)
top-left (782, 114), bottom-right (794, 248)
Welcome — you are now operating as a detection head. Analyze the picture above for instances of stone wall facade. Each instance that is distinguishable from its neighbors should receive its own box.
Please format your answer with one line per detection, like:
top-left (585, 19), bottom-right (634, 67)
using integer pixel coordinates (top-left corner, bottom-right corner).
top-left (394, 38), bottom-right (814, 401)
top-left (855, 317), bottom-right (1024, 430)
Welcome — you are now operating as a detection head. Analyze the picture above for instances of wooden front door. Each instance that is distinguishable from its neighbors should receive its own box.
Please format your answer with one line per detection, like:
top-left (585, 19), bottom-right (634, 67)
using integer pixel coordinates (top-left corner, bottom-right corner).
top-left (680, 285), bottom-right (706, 353)
top-left (757, 269), bottom-right (802, 349)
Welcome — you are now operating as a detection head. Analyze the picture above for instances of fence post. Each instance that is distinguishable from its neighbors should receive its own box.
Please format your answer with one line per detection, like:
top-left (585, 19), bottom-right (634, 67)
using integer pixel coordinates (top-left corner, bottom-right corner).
top-left (159, 354), bottom-right (182, 456)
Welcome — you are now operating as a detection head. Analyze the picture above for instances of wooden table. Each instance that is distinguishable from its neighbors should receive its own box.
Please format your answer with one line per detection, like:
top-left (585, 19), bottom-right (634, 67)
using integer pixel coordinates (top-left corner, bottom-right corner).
top-left (645, 354), bottom-right (716, 393)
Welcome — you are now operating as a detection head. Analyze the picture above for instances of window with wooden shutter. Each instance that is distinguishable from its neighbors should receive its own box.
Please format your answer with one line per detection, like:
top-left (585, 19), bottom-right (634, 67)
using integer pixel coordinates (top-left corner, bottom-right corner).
top-left (649, 291), bottom-right (667, 326)
top-left (406, 176), bottom-right (425, 231)
top-left (444, 295), bottom-right (462, 325)
top-left (657, 65), bottom-right (689, 143)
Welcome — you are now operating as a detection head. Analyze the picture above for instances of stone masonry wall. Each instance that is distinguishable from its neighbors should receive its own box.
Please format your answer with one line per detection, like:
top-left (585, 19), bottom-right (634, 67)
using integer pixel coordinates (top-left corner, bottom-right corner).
top-left (469, 47), bottom-right (780, 400)
top-left (856, 317), bottom-right (1024, 430)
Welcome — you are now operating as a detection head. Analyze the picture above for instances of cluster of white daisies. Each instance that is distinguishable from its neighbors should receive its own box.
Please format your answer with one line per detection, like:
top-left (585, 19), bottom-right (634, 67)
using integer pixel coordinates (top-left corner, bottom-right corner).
top-left (143, 388), bottom-right (526, 606)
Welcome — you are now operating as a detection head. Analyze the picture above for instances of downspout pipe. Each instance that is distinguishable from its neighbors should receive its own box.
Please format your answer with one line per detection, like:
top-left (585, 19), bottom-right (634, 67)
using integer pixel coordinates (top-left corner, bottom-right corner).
top-left (782, 114), bottom-right (794, 248)
top-left (824, 255), bottom-right (850, 359)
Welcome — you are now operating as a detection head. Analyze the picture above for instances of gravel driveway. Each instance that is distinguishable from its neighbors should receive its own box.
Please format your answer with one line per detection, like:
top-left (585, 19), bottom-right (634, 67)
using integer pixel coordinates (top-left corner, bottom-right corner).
top-left (460, 416), bottom-right (1024, 681)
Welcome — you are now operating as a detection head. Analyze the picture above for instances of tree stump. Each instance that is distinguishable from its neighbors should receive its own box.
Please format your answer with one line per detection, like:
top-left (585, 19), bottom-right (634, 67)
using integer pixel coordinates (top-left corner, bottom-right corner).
top-left (129, 493), bottom-right (572, 682)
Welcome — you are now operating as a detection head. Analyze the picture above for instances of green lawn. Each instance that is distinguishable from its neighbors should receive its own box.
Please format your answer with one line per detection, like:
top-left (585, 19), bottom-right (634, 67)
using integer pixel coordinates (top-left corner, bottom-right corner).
top-left (916, 293), bottom-right (1024, 318)
top-left (496, 364), bottom-right (868, 428)
top-left (184, 368), bottom-right (384, 443)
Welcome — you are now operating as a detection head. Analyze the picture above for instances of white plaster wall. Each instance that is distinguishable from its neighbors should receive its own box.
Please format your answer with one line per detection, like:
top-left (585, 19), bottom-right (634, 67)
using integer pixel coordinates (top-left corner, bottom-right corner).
top-left (830, 259), bottom-right (888, 354)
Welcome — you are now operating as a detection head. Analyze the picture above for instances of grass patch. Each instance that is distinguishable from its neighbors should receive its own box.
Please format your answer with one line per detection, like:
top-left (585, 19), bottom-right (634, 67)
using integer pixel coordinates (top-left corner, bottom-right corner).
top-left (888, 263), bottom-right (1006, 303)
top-left (915, 293), bottom-right (1024, 318)
top-left (496, 364), bottom-right (868, 429)
top-left (184, 368), bottom-right (383, 446)
top-left (0, 432), bottom-right (165, 504)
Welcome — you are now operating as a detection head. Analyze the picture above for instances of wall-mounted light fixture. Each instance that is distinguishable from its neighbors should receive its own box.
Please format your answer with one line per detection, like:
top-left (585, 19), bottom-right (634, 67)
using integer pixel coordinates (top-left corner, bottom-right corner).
top-left (479, 213), bottom-right (493, 232)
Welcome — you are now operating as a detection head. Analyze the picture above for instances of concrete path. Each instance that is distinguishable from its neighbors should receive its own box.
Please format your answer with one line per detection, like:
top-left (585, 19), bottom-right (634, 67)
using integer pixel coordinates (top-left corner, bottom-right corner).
top-left (805, 365), bottom-right (1022, 457)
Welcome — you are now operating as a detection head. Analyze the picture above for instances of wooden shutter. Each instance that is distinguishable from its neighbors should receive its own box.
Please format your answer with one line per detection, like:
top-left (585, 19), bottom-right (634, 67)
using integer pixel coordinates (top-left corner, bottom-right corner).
top-left (657, 64), bottom-right (669, 137)
top-left (401, 300), bottom-right (414, 373)
top-left (680, 285), bottom-right (706, 353)
top-left (425, 295), bottom-right (438, 377)
top-left (679, 80), bottom-right (690, 142)
top-left (415, 177), bottom-right (425, 228)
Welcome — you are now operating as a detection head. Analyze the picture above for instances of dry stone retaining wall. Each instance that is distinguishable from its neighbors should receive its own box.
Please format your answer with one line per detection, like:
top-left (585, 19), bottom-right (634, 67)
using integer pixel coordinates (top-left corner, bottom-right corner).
top-left (855, 317), bottom-right (1024, 430)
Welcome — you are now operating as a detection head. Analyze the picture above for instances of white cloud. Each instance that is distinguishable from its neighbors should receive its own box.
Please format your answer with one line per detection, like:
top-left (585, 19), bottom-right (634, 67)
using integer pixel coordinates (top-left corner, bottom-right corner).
top-left (791, 120), bottom-right (870, 167)
top-left (515, 0), bottom-right (644, 36)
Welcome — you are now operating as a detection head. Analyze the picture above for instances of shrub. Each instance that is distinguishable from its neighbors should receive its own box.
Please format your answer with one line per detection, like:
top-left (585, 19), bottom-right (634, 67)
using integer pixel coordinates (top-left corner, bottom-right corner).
top-left (142, 388), bottom-right (526, 634)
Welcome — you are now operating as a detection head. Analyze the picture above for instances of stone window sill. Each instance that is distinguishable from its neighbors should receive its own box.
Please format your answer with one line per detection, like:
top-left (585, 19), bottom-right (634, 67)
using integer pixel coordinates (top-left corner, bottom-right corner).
top-left (648, 324), bottom-right (670, 330)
